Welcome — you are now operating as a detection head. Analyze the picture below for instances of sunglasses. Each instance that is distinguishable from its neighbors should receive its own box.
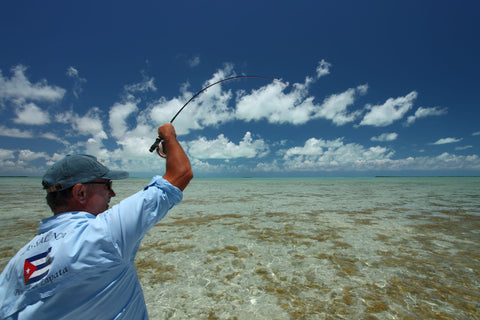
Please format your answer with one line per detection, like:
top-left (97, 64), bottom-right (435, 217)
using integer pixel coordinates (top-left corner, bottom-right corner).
top-left (83, 181), bottom-right (112, 190)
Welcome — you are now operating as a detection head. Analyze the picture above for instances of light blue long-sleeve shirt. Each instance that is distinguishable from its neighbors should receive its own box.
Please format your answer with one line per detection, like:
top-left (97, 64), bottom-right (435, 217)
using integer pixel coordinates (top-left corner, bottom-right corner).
top-left (0, 176), bottom-right (182, 320)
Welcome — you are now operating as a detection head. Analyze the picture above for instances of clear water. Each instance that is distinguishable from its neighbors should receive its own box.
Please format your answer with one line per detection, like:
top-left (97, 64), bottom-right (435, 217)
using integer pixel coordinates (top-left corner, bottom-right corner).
top-left (1, 177), bottom-right (479, 319)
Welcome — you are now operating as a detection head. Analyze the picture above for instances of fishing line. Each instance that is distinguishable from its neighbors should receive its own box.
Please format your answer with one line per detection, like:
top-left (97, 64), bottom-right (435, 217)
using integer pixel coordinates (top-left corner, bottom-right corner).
top-left (149, 75), bottom-right (307, 158)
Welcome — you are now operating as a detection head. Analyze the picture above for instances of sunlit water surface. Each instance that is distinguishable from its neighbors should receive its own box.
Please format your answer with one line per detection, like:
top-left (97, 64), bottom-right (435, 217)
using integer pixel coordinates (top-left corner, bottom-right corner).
top-left (1, 177), bottom-right (479, 319)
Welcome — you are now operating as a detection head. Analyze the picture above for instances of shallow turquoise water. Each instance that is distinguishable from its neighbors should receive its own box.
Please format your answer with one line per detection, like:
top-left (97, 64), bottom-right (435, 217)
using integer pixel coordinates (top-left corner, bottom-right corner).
top-left (1, 177), bottom-right (479, 319)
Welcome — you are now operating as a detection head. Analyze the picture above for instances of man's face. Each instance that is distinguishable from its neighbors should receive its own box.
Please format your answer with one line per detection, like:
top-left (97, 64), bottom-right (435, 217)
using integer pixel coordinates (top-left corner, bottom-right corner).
top-left (83, 179), bottom-right (116, 216)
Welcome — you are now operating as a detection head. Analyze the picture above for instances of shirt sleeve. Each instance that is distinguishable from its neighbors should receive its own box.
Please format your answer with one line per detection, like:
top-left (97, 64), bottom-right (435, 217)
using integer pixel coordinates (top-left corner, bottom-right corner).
top-left (99, 176), bottom-right (183, 260)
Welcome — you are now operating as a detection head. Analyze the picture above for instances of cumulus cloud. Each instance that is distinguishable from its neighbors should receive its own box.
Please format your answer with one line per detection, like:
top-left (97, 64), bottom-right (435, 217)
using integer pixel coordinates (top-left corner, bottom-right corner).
top-left (193, 65), bottom-right (236, 126)
top-left (57, 107), bottom-right (107, 140)
top-left (109, 101), bottom-right (138, 139)
top-left (149, 65), bottom-right (237, 135)
top-left (234, 59), bottom-right (359, 126)
top-left (40, 132), bottom-right (67, 144)
top-left (316, 59), bottom-right (332, 78)
top-left (13, 102), bottom-right (50, 125)
top-left (66, 66), bottom-right (87, 98)
top-left (314, 85), bottom-right (366, 125)
top-left (473, 131), bottom-right (480, 136)
top-left (235, 81), bottom-right (312, 124)
top-left (0, 125), bottom-right (34, 138)
top-left (431, 137), bottom-right (462, 145)
top-left (18, 149), bottom-right (49, 162)
top-left (2, 62), bottom-right (479, 177)
top-left (284, 137), bottom-right (393, 161)
top-left (104, 100), bottom-right (157, 159)
top-left (73, 109), bottom-right (108, 140)
top-left (124, 75), bottom-right (157, 93)
top-left (282, 137), bottom-right (394, 171)
top-left (0, 148), bottom-right (15, 161)
top-left (142, 61), bottom-right (356, 139)
top-left (0, 125), bottom-right (65, 143)
top-left (371, 132), bottom-right (398, 142)
top-left (150, 96), bottom-right (189, 125)
top-left (455, 145), bottom-right (473, 151)
top-left (406, 106), bottom-right (447, 125)
top-left (0, 65), bottom-right (65, 102)
top-left (236, 79), bottom-right (365, 126)
top-left (360, 91), bottom-right (417, 127)
top-left (66, 66), bottom-right (79, 78)
top-left (429, 153), bottom-right (480, 170)
top-left (188, 56), bottom-right (201, 67)
top-left (113, 130), bottom-right (154, 158)
top-left (186, 132), bottom-right (269, 159)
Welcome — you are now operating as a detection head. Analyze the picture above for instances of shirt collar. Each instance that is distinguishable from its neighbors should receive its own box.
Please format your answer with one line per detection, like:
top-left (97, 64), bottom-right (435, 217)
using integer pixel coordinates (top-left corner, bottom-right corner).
top-left (38, 211), bottom-right (95, 234)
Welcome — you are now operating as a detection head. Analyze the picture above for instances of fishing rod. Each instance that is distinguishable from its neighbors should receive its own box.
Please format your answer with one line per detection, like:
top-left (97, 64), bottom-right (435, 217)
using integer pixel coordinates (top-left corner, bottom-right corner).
top-left (149, 75), bottom-right (285, 158)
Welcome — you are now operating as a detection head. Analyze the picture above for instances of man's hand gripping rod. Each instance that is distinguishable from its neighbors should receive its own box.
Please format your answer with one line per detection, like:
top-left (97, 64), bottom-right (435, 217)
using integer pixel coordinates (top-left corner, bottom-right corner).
top-left (149, 135), bottom-right (167, 158)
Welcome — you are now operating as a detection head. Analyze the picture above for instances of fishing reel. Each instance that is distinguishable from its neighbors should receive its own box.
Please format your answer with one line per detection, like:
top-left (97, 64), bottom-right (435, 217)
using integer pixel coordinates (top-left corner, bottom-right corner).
top-left (149, 137), bottom-right (167, 158)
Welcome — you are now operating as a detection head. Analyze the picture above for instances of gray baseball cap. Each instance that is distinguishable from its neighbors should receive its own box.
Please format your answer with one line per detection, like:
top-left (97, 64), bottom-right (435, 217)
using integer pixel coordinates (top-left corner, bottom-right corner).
top-left (42, 154), bottom-right (129, 193)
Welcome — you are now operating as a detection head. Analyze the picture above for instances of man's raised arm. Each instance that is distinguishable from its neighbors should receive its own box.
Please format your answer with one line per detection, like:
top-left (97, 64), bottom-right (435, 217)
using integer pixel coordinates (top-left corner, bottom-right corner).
top-left (157, 123), bottom-right (193, 191)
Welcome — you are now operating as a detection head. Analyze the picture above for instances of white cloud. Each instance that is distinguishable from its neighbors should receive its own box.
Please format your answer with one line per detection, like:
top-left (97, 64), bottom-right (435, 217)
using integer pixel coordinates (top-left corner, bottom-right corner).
top-left (187, 132), bottom-right (269, 159)
top-left (254, 159), bottom-right (282, 173)
top-left (189, 151), bottom-right (480, 175)
top-left (149, 65), bottom-right (237, 134)
top-left (0, 126), bottom-right (65, 142)
top-left (54, 110), bottom-right (74, 124)
top-left (455, 145), bottom-right (473, 151)
top-left (148, 63), bottom-right (362, 136)
top-left (235, 81), bottom-right (312, 125)
top-left (109, 101), bottom-right (138, 139)
top-left (431, 137), bottom-right (462, 145)
top-left (282, 137), bottom-right (394, 171)
top-left (284, 137), bottom-right (393, 161)
top-left (356, 84), bottom-right (369, 95)
top-left (66, 66), bottom-right (79, 78)
top-left (236, 81), bottom-right (366, 126)
top-left (18, 149), bottom-right (49, 162)
top-left (54, 107), bottom-right (107, 140)
top-left (428, 153), bottom-right (480, 170)
top-left (316, 59), bottom-right (332, 78)
top-left (473, 131), bottom-right (480, 136)
top-left (406, 106), bottom-right (447, 125)
top-left (0, 148), bottom-right (15, 161)
top-left (149, 95), bottom-right (200, 135)
top-left (60, 108), bottom-right (108, 140)
top-left (191, 64), bottom-right (237, 125)
top-left (188, 56), bottom-right (201, 67)
top-left (66, 66), bottom-right (87, 98)
top-left (3, 63), bottom-right (479, 177)
top-left (0, 65), bottom-right (65, 102)
top-left (124, 76), bottom-right (156, 93)
top-left (40, 132), bottom-right (67, 144)
top-left (314, 85), bottom-right (366, 125)
top-left (114, 132), bottom-right (153, 158)
top-left (0, 125), bottom-right (34, 138)
top-left (371, 132), bottom-right (398, 142)
top-left (360, 91), bottom-right (417, 127)
top-left (13, 102), bottom-right (50, 125)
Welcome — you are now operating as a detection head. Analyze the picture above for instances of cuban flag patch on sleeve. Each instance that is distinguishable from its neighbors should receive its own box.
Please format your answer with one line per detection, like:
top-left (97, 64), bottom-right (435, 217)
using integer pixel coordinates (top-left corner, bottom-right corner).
top-left (24, 247), bottom-right (53, 285)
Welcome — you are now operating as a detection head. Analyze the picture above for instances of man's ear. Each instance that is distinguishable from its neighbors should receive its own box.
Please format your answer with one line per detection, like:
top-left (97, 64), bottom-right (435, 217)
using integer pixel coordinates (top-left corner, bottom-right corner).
top-left (71, 183), bottom-right (88, 205)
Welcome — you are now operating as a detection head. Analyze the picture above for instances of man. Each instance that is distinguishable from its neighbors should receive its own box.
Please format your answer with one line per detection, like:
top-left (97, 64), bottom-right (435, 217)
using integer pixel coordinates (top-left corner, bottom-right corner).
top-left (0, 123), bottom-right (193, 319)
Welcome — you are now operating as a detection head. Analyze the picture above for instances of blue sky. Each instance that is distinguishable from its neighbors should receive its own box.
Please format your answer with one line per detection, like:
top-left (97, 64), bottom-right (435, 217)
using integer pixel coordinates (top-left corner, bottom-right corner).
top-left (1, 0), bottom-right (479, 177)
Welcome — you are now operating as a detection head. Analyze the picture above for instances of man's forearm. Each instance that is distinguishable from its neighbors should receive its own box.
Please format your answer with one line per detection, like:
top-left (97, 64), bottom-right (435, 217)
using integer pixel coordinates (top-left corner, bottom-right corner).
top-left (158, 124), bottom-right (193, 191)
